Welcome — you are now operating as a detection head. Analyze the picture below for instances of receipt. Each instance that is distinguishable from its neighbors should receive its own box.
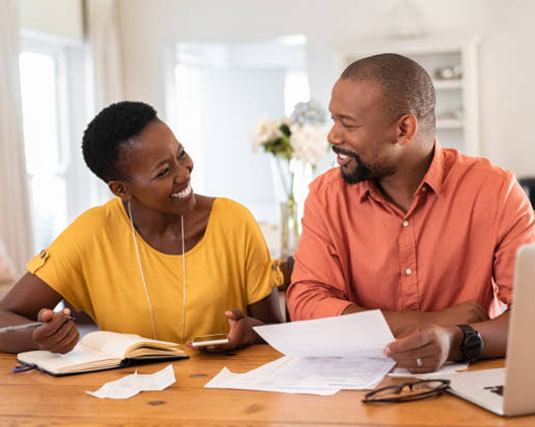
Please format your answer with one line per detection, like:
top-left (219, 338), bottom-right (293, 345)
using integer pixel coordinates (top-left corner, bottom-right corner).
top-left (87, 364), bottom-right (176, 399)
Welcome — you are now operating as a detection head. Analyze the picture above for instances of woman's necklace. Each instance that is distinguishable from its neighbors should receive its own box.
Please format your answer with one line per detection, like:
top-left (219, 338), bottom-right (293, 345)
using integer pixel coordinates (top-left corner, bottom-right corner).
top-left (127, 201), bottom-right (187, 343)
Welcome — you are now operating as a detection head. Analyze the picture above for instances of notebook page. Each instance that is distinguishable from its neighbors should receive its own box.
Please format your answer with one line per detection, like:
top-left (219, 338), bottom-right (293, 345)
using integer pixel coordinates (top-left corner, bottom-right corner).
top-left (18, 343), bottom-right (116, 373)
top-left (81, 331), bottom-right (180, 358)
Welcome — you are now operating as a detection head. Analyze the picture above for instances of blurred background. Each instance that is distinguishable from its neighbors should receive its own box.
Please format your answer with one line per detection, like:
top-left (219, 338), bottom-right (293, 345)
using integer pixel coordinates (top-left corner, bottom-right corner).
top-left (0, 0), bottom-right (534, 284)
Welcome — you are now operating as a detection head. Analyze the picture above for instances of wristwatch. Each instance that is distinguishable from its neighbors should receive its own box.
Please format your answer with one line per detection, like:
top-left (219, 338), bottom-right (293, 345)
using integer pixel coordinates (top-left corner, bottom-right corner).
top-left (457, 324), bottom-right (484, 362)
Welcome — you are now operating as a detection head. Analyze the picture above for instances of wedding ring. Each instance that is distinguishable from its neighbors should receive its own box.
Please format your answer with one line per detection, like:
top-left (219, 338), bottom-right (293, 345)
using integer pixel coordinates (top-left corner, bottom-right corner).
top-left (416, 357), bottom-right (423, 368)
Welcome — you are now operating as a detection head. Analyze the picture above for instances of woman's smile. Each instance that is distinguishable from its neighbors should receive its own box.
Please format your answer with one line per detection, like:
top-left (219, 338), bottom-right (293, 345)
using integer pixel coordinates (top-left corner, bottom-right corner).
top-left (171, 183), bottom-right (193, 200)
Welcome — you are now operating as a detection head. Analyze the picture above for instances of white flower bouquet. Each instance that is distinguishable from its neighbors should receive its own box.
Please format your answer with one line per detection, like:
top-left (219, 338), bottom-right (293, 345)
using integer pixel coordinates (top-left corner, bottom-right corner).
top-left (250, 100), bottom-right (329, 256)
top-left (250, 100), bottom-right (328, 166)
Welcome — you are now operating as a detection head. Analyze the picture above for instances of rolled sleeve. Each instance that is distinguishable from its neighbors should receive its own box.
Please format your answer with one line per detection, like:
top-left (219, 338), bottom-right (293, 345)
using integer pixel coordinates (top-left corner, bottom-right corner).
top-left (287, 180), bottom-right (352, 320)
top-left (493, 174), bottom-right (535, 307)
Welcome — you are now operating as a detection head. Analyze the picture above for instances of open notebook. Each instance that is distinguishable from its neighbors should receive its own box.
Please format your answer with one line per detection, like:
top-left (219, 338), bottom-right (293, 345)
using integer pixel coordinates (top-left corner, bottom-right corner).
top-left (17, 331), bottom-right (188, 376)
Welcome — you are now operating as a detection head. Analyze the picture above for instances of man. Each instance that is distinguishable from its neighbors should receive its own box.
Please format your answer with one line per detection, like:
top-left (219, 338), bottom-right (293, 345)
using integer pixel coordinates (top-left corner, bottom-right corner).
top-left (286, 53), bottom-right (535, 372)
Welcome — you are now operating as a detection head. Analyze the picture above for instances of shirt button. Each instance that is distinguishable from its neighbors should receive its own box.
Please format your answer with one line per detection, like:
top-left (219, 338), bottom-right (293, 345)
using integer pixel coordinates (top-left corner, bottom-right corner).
top-left (405, 268), bottom-right (412, 275)
top-left (422, 187), bottom-right (428, 193)
top-left (402, 220), bottom-right (409, 227)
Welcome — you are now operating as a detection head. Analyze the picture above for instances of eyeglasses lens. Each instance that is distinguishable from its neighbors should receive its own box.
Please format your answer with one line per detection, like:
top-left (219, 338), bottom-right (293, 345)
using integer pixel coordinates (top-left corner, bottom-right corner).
top-left (365, 380), bottom-right (449, 402)
top-left (412, 380), bottom-right (448, 394)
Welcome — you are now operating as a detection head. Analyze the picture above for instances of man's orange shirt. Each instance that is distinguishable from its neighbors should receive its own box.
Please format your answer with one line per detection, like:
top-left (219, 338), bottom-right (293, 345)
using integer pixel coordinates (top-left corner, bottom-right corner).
top-left (287, 143), bottom-right (535, 321)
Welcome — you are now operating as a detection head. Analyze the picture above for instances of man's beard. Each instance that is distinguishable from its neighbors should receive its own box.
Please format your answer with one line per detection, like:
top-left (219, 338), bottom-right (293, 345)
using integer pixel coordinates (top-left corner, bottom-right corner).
top-left (340, 151), bottom-right (396, 184)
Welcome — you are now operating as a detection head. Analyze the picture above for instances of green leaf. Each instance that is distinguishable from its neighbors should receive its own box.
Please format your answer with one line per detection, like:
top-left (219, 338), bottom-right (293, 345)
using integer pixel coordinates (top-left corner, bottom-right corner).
top-left (279, 123), bottom-right (291, 138)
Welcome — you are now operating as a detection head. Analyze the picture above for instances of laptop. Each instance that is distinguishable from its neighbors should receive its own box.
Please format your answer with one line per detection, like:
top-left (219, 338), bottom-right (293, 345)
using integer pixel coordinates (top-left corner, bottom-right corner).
top-left (442, 244), bottom-right (535, 416)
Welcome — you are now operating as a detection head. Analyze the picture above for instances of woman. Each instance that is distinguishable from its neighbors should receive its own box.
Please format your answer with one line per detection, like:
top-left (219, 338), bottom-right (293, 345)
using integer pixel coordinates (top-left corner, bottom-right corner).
top-left (0, 101), bottom-right (283, 354)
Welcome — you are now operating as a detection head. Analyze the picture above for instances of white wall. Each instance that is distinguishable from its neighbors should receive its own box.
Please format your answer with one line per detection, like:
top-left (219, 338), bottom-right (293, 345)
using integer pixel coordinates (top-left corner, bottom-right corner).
top-left (478, 0), bottom-right (535, 174)
top-left (19, 0), bottom-right (84, 41)
top-left (117, 0), bottom-right (534, 177)
top-left (197, 66), bottom-right (285, 222)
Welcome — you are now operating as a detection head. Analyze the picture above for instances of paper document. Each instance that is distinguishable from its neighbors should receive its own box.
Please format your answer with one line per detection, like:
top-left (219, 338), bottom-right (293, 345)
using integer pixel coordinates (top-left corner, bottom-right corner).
top-left (87, 364), bottom-right (176, 399)
top-left (205, 363), bottom-right (338, 396)
top-left (253, 310), bottom-right (394, 358)
top-left (206, 310), bottom-right (396, 395)
top-left (205, 355), bottom-right (394, 395)
top-left (389, 361), bottom-right (469, 379)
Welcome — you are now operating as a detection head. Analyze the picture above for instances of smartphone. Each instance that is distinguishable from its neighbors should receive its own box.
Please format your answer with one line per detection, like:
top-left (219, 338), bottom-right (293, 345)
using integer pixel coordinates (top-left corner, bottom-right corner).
top-left (191, 333), bottom-right (229, 347)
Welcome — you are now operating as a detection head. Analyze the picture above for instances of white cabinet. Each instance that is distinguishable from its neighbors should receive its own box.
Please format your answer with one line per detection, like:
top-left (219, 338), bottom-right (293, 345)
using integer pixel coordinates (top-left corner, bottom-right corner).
top-left (337, 38), bottom-right (479, 156)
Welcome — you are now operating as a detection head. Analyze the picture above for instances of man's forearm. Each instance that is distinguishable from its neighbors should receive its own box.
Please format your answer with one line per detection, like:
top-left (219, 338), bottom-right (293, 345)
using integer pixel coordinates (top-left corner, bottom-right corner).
top-left (446, 309), bottom-right (510, 361)
top-left (287, 282), bottom-right (354, 320)
top-left (343, 304), bottom-right (433, 337)
top-left (475, 309), bottom-right (509, 358)
top-left (343, 299), bottom-right (491, 338)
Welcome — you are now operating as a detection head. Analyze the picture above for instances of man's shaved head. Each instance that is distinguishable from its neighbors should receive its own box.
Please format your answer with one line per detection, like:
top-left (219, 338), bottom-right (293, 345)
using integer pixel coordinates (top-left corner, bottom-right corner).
top-left (341, 53), bottom-right (436, 135)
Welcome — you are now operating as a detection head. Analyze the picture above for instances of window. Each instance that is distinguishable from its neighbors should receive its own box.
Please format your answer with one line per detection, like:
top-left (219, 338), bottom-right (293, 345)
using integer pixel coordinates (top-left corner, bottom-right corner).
top-left (284, 69), bottom-right (310, 117)
top-left (19, 38), bottom-right (91, 253)
top-left (171, 38), bottom-right (310, 225)
top-left (19, 47), bottom-right (68, 252)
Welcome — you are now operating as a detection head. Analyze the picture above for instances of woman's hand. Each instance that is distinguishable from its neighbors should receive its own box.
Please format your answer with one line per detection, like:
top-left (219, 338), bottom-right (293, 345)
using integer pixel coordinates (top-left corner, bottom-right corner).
top-left (186, 289), bottom-right (283, 353)
top-left (187, 308), bottom-right (259, 353)
top-left (222, 308), bottom-right (258, 349)
top-left (32, 308), bottom-right (79, 354)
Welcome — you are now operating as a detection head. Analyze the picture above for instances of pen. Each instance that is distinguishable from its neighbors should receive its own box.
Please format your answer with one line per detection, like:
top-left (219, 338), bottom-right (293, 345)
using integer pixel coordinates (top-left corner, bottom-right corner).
top-left (0, 316), bottom-right (75, 334)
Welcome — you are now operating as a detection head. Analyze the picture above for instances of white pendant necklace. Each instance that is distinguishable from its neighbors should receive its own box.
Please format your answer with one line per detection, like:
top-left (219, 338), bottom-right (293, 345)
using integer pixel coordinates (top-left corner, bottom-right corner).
top-left (127, 201), bottom-right (187, 343)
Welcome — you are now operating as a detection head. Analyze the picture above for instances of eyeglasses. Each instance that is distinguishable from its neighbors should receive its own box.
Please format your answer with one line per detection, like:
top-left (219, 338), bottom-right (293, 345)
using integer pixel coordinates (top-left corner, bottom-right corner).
top-left (362, 379), bottom-right (451, 403)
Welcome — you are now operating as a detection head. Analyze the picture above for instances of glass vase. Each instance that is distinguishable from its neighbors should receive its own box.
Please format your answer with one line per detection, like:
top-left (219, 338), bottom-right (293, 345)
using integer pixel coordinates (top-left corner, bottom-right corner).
top-left (280, 192), bottom-right (300, 258)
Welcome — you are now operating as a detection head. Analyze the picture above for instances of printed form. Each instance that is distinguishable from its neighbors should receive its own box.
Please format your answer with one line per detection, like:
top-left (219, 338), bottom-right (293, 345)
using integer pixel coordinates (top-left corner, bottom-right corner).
top-left (205, 310), bottom-right (396, 395)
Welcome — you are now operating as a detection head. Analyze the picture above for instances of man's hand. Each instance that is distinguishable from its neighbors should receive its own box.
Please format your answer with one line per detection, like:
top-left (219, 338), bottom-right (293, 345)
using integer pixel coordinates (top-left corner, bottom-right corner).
top-left (32, 308), bottom-right (79, 354)
top-left (384, 324), bottom-right (461, 373)
top-left (187, 308), bottom-right (258, 353)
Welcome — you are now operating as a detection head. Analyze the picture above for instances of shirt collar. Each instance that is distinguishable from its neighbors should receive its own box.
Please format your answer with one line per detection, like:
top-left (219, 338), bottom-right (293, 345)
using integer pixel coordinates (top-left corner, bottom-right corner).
top-left (359, 181), bottom-right (379, 203)
top-left (419, 139), bottom-right (444, 196)
top-left (358, 139), bottom-right (445, 203)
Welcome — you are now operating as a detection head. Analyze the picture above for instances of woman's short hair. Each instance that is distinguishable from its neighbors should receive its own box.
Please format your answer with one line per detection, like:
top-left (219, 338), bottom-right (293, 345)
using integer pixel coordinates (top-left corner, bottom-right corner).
top-left (82, 101), bottom-right (157, 182)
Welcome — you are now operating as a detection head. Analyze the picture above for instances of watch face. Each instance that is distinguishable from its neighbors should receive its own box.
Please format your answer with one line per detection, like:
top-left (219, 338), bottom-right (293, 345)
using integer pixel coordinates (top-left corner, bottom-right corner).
top-left (465, 334), bottom-right (483, 359)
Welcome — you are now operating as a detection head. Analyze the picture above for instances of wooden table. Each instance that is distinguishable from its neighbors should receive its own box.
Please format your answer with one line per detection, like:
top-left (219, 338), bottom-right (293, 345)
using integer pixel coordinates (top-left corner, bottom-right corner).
top-left (0, 345), bottom-right (533, 426)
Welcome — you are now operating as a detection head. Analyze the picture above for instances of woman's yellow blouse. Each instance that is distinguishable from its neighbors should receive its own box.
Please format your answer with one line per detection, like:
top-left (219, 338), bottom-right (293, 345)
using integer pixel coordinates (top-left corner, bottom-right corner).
top-left (27, 198), bottom-right (282, 343)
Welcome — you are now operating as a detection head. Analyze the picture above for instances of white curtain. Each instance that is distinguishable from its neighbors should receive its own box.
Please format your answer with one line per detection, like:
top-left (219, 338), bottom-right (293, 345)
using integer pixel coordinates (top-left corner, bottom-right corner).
top-left (86, 0), bottom-right (125, 109)
top-left (85, 0), bottom-right (125, 205)
top-left (0, 0), bottom-right (33, 274)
